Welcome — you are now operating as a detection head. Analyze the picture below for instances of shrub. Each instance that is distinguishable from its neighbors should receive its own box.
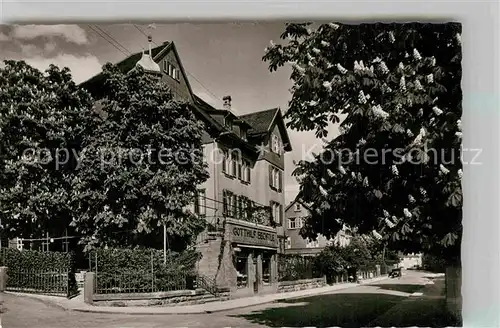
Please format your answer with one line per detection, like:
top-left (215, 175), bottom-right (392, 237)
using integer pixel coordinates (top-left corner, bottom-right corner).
top-left (0, 248), bottom-right (78, 297)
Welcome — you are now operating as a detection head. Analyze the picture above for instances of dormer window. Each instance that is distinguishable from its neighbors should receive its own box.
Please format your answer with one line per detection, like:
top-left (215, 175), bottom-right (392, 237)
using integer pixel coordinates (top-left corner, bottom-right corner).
top-left (241, 128), bottom-right (247, 140)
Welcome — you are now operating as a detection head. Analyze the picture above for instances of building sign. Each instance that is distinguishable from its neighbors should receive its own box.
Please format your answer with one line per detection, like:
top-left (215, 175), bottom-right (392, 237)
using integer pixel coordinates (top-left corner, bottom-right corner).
top-left (227, 223), bottom-right (279, 248)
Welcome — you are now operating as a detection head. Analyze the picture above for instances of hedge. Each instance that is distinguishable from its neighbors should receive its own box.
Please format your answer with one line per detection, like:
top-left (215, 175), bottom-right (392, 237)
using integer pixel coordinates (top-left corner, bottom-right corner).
top-left (89, 248), bottom-right (201, 293)
top-left (0, 248), bottom-right (78, 297)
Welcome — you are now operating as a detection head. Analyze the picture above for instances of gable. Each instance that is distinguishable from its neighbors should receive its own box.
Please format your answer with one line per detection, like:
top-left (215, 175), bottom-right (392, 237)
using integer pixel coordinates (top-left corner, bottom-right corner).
top-left (153, 42), bottom-right (195, 104)
top-left (268, 110), bottom-right (292, 152)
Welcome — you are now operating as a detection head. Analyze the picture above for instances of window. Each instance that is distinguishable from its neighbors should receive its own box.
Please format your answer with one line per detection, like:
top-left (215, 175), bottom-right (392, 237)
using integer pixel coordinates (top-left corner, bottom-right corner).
top-left (294, 203), bottom-right (301, 212)
top-left (164, 62), bottom-right (180, 81)
top-left (223, 190), bottom-right (235, 217)
top-left (194, 189), bottom-right (206, 216)
top-left (268, 165), bottom-right (282, 192)
top-left (237, 159), bottom-right (242, 180)
top-left (270, 134), bottom-right (281, 155)
top-left (241, 128), bottom-right (247, 140)
top-left (221, 150), bottom-right (228, 174)
top-left (286, 237), bottom-right (292, 249)
top-left (225, 118), bottom-right (233, 130)
top-left (240, 160), bottom-right (251, 183)
top-left (288, 218), bottom-right (297, 229)
top-left (270, 201), bottom-right (283, 225)
top-left (306, 239), bottom-right (320, 248)
top-left (231, 152), bottom-right (238, 177)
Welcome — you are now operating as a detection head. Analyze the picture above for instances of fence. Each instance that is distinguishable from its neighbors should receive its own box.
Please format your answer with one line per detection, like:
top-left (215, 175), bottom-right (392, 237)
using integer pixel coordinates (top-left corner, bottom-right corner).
top-left (94, 271), bottom-right (197, 294)
top-left (89, 248), bottom-right (209, 296)
top-left (5, 269), bottom-right (71, 296)
top-left (0, 248), bottom-right (78, 298)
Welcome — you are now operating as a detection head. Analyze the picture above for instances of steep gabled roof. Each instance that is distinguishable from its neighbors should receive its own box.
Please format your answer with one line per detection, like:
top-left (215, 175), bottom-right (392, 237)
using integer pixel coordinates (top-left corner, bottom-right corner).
top-left (239, 108), bottom-right (292, 152)
top-left (239, 108), bottom-right (279, 136)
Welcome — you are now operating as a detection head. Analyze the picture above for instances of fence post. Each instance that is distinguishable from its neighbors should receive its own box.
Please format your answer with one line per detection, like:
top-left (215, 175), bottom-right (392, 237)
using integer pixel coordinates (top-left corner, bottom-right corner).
top-left (84, 272), bottom-right (95, 305)
top-left (0, 267), bottom-right (7, 291)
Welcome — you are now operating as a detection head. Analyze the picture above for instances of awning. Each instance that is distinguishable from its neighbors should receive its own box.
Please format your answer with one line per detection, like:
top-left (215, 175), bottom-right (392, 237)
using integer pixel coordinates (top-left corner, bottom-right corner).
top-left (235, 244), bottom-right (277, 251)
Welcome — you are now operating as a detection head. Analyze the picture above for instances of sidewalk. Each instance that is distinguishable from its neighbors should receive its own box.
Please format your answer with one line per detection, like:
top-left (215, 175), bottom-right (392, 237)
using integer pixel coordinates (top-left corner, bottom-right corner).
top-left (5, 276), bottom-right (388, 315)
top-left (368, 276), bottom-right (460, 327)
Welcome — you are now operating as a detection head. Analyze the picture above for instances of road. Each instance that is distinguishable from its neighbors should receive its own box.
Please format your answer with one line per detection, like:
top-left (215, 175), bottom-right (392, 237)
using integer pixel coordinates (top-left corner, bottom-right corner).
top-left (1, 271), bottom-right (437, 328)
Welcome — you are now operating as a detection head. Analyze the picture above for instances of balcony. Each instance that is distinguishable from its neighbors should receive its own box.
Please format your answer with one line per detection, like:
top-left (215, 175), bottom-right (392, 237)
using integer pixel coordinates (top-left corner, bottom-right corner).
top-left (224, 205), bottom-right (277, 228)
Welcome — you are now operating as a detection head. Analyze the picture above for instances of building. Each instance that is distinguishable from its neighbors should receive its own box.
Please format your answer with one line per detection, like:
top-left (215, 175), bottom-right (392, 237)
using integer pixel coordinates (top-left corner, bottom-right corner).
top-left (80, 36), bottom-right (292, 298)
top-left (284, 199), bottom-right (351, 256)
top-left (399, 253), bottom-right (423, 269)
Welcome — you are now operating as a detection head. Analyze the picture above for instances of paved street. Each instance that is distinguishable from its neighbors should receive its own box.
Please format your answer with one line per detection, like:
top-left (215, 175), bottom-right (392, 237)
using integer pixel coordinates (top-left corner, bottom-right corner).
top-left (1, 271), bottom-right (449, 328)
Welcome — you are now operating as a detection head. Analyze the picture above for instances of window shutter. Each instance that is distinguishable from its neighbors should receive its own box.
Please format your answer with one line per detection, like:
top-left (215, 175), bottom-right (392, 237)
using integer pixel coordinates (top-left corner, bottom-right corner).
top-left (222, 191), bottom-right (227, 215)
top-left (238, 161), bottom-right (242, 179)
top-left (268, 165), bottom-right (273, 187)
top-left (222, 151), bottom-right (227, 173)
top-left (279, 204), bottom-right (283, 225)
top-left (278, 170), bottom-right (282, 192)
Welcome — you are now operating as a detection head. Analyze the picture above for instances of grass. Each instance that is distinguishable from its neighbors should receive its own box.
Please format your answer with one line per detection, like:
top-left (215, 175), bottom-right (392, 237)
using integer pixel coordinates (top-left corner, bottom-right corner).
top-left (234, 292), bottom-right (405, 328)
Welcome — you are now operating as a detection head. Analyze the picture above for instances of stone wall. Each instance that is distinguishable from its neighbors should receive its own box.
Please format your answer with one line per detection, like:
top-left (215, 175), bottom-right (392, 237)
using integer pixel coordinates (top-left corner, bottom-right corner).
top-left (445, 266), bottom-right (462, 322)
top-left (278, 276), bottom-right (327, 293)
top-left (92, 288), bottom-right (230, 307)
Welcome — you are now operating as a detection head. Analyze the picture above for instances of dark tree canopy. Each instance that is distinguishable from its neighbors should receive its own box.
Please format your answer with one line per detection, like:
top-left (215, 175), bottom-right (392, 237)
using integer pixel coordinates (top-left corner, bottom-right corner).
top-left (73, 64), bottom-right (209, 251)
top-left (0, 60), bottom-right (94, 240)
top-left (264, 23), bottom-right (462, 262)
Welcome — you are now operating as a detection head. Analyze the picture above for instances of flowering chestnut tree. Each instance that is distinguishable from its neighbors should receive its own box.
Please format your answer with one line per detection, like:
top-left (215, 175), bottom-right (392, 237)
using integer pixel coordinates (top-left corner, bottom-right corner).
top-left (263, 23), bottom-right (462, 262)
top-left (0, 60), bottom-right (95, 241)
top-left (73, 64), bottom-right (209, 251)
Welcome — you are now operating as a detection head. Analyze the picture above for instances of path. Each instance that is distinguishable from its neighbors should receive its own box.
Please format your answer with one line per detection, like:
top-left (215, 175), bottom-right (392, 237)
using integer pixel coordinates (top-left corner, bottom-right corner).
top-left (1, 271), bottom-right (444, 328)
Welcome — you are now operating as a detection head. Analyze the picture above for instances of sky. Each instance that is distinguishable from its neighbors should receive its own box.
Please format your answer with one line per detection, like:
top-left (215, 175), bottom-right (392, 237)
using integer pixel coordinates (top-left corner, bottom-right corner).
top-left (0, 23), bottom-right (341, 204)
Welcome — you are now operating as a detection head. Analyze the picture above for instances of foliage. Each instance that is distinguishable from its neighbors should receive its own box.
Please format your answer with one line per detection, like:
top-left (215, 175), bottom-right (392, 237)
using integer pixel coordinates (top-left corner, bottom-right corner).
top-left (73, 64), bottom-right (210, 251)
top-left (263, 23), bottom-right (462, 262)
top-left (278, 254), bottom-right (319, 281)
top-left (0, 248), bottom-right (78, 296)
top-left (90, 247), bottom-right (201, 292)
top-left (421, 253), bottom-right (448, 272)
top-left (0, 60), bottom-right (95, 240)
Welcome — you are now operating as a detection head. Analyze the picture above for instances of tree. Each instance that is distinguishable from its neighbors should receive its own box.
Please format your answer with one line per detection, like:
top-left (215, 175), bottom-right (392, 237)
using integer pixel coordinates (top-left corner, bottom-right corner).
top-left (72, 64), bottom-right (209, 251)
top-left (0, 60), bottom-right (94, 241)
top-left (263, 23), bottom-right (462, 264)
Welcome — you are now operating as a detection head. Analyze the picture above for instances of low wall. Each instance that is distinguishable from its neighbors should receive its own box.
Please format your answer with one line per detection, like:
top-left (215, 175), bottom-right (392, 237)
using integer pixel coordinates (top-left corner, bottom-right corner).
top-left (92, 288), bottom-right (230, 307)
top-left (445, 266), bottom-right (462, 322)
top-left (278, 276), bottom-right (327, 293)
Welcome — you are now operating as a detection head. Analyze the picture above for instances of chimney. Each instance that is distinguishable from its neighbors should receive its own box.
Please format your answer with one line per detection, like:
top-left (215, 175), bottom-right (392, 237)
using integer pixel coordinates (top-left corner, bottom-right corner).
top-left (223, 95), bottom-right (232, 111)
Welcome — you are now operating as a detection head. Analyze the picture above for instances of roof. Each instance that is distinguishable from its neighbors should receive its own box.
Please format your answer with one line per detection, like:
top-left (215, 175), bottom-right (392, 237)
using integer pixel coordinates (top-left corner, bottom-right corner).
top-left (239, 108), bottom-right (279, 136)
top-left (79, 42), bottom-right (170, 92)
top-left (285, 198), bottom-right (313, 213)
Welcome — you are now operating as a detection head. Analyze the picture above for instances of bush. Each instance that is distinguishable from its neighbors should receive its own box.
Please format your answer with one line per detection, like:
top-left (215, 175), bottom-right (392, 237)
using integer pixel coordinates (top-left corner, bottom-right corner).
top-left (0, 248), bottom-right (78, 297)
top-left (90, 247), bottom-right (201, 292)
top-left (278, 254), bottom-right (318, 281)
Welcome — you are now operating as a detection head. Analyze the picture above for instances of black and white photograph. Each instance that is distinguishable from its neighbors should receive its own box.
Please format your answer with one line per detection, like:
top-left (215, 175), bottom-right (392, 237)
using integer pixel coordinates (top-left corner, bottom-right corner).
top-left (0, 20), bottom-right (464, 328)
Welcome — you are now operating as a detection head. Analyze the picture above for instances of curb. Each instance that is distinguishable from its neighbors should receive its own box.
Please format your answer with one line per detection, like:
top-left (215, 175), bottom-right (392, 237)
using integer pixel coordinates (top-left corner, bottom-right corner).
top-left (8, 276), bottom-right (391, 315)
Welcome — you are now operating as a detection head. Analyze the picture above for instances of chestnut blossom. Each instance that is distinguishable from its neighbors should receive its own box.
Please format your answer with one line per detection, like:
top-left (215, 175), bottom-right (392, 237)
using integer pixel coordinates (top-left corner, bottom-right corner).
top-left (407, 129), bottom-right (414, 137)
top-left (336, 63), bottom-right (347, 74)
top-left (413, 48), bottom-right (422, 61)
top-left (383, 210), bottom-right (389, 217)
top-left (388, 31), bottom-right (395, 43)
top-left (372, 230), bottom-right (383, 240)
top-left (363, 177), bottom-right (369, 187)
top-left (433, 106), bottom-right (443, 116)
top-left (358, 90), bottom-right (367, 104)
top-left (323, 80), bottom-right (333, 91)
top-left (403, 208), bottom-right (412, 218)
top-left (400, 76), bottom-right (406, 91)
top-left (319, 185), bottom-right (328, 196)
top-left (372, 104), bottom-right (389, 119)
top-left (458, 169), bottom-right (463, 179)
top-left (327, 168), bottom-right (335, 178)
top-left (439, 164), bottom-right (450, 175)
top-left (408, 194), bottom-right (416, 203)
top-left (339, 165), bottom-right (346, 175)
top-left (329, 23), bottom-right (339, 29)
top-left (379, 61), bottom-right (389, 74)
top-left (415, 79), bottom-right (424, 90)
top-left (391, 165), bottom-right (399, 176)
top-left (321, 40), bottom-right (330, 47)
top-left (312, 47), bottom-right (321, 54)
top-left (426, 73), bottom-right (434, 83)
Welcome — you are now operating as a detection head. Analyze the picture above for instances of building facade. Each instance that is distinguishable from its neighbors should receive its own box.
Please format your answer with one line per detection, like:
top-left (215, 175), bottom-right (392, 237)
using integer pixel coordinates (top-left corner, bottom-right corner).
top-left (284, 199), bottom-right (351, 256)
top-left (81, 38), bottom-right (292, 298)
